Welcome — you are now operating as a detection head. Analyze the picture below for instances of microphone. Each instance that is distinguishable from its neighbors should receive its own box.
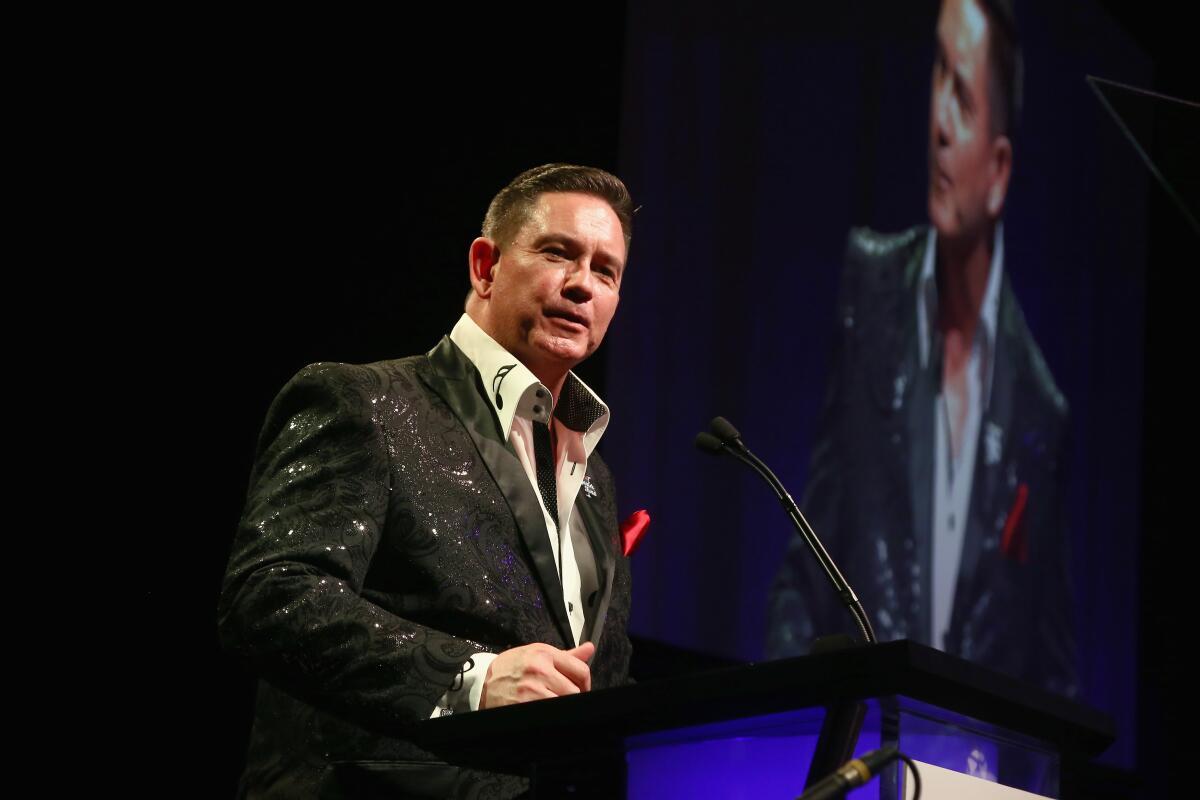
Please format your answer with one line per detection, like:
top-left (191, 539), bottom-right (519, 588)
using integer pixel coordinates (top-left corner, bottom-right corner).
top-left (797, 745), bottom-right (902, 800)
top-left (709, 416), bottom-right (742, 445)
top-left (694, 431), bottom-right (725, 454)
top-left (694, 417), bottom-right (877, 645)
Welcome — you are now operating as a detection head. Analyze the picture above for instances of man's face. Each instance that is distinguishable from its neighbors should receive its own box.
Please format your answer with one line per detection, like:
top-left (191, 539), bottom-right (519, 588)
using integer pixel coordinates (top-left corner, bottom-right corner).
top-left (481, 191), bottom-right (626, 377)
top-left (928, 0), bottom-right (1005, 243)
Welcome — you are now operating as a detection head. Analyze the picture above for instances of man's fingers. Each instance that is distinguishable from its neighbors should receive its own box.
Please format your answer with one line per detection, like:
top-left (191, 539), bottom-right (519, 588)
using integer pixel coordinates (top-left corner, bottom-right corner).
top-left (566, 641), bottom-right (596, 662)
top-left (513, 669), bottom-right (568, 702)
top-left (482, 641), bottom-right (598, 708)
top-left (554, 646), bottom-right (593, 692)
top-left (541, 666), bottom-right (584, 696)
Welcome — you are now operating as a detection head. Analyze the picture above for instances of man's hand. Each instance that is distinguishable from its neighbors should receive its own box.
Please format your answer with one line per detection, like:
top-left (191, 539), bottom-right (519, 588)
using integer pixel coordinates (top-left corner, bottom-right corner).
top-left (479, 641), bottom-right (595, 709)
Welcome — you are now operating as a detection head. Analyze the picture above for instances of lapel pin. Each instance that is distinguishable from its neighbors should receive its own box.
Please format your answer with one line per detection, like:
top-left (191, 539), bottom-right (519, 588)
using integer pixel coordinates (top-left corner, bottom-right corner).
top-left (984, 421), bottom-right (1003, 466)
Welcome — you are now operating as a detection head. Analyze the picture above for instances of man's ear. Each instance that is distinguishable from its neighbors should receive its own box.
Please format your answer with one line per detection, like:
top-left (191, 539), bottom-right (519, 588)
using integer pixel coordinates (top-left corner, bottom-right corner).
top-left (468, 237), bottom-right (501, 298)
top-left (987, 135), bottom-right (1013, 219)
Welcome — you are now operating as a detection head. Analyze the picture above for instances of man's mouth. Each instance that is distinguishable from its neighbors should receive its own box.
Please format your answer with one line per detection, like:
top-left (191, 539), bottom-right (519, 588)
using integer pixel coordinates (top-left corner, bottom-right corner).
top-left (546, 309), bottom-right (589, 330)
top-left (932, 162), bottom-right (952, 191)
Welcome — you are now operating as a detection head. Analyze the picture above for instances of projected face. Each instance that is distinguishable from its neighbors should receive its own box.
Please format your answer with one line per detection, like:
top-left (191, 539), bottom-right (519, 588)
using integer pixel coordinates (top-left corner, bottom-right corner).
top-left (927, 0), bottom-right (1009, 244)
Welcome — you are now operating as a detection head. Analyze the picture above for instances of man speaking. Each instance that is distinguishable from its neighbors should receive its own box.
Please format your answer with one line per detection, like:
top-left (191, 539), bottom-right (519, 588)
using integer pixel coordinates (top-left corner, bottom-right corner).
top-left (220, 163), bottom-right (635, 798)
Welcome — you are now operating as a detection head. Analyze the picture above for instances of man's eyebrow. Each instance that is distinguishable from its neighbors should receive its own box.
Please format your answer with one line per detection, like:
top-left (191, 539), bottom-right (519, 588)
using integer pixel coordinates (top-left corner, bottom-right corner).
top-left (528, 231), bottom-right (583, 250)
top-left (530, 232), bottom-right (625, 269)
top-left (598, 248), bottom-right (627, 273)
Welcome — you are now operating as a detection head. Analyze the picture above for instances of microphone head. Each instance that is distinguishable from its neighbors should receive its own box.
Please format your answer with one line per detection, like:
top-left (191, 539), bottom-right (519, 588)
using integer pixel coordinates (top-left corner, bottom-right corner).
top-left (709, 416), bottom-right (742, 444)
top-left (694, 431), bottom-right (725, 454)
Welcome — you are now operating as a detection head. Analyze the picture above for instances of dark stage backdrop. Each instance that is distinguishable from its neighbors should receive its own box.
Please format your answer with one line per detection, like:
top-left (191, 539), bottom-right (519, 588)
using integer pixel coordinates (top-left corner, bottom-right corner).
top-left (173, 4), bottom-right (1188, 798)
top-left (606, 0), bottom-right (1149, 770)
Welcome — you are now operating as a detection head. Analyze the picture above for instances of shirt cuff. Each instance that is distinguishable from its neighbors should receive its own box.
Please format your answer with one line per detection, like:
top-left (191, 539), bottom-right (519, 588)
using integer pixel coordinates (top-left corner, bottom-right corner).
top-left (466, 651), bottom-right (499, 711)
top-left (429, 651), bottom-right (499, 718)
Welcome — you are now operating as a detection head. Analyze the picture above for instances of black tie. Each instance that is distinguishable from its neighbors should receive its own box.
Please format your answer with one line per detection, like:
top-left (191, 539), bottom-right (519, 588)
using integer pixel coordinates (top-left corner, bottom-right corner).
top-left (533, 420), bottom-right (559, 532)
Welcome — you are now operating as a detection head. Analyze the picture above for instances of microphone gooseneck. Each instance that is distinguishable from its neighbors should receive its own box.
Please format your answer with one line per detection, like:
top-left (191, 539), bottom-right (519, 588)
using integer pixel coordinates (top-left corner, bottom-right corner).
top-left (695, 416), bottom-right (877, 646)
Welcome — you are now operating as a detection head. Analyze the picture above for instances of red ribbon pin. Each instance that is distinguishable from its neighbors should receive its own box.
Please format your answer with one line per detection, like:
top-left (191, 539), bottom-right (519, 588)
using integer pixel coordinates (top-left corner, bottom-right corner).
top-left (620, 509), bottom-right (651, 557)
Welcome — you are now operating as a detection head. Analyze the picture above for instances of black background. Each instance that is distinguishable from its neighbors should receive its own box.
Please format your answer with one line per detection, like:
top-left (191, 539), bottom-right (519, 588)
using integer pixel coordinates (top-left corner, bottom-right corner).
top-left (125, 4), bottom-right (1189, 796)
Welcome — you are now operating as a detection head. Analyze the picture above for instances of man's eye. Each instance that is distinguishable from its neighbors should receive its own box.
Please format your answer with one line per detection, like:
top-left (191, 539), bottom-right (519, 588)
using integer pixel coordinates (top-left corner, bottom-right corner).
top-left (956, 84), bottom-right (973, 119)
top-left (543, 248), bottom-right (567, 259)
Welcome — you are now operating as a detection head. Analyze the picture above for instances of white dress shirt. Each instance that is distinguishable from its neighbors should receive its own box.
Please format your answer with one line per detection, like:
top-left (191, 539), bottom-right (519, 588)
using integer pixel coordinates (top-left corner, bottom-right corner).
top-left (917, 226), bottom-right (1004, 650)
top-left (432, 314), bottom-right (611, 715)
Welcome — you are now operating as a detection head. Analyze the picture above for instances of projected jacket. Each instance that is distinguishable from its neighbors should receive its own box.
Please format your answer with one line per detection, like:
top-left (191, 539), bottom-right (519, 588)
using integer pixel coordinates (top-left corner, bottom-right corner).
top-left (767, 226), bottom-right (1077, 697)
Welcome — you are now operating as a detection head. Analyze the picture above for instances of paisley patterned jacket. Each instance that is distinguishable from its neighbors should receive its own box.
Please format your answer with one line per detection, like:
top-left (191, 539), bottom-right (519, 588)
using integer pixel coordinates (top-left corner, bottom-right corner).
top-left (219, 336), bottom-right (632, 799)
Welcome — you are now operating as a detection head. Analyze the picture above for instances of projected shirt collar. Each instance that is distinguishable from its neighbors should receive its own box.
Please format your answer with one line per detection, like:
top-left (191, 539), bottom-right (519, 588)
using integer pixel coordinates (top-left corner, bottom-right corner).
top-left (916, 224), bottom-right (1004, 409)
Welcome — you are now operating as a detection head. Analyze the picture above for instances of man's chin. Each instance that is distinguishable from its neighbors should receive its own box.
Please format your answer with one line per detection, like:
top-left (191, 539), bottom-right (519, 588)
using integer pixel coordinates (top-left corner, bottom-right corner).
top-left (928, 196), bottom-right (955, 236)
top-left (531, 334), bottom-right (589, 370)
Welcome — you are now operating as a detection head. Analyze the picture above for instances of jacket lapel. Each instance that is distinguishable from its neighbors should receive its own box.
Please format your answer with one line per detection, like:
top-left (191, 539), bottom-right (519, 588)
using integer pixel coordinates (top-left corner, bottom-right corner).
top-left (574, 483), bottom-right (616, 649)
top-left (900, 237), bottom-right (936, 643)
top-left (957, 277), bottom-right (1019, 612)
top-left (418, 336), bottom-right (575, 648)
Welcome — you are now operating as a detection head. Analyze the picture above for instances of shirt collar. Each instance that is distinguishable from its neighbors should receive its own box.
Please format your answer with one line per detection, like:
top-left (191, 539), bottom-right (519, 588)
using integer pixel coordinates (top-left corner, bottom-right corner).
top-left (449, 314), bottom-right (610, 454)
top-left (917, 224), bottom-right (1005, 403)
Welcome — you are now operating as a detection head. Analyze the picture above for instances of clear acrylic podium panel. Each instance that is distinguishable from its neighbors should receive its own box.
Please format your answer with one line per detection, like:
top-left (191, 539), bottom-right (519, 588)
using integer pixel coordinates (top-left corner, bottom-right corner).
top-left (625, 695), bottom-right (1059, 799)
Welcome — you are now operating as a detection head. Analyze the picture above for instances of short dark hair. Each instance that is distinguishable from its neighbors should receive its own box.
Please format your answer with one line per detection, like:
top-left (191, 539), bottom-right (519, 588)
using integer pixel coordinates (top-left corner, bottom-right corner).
top-left (978, 0), bottom-right (1023, 139)
top-left (482, 163), bottom-right (634, 250)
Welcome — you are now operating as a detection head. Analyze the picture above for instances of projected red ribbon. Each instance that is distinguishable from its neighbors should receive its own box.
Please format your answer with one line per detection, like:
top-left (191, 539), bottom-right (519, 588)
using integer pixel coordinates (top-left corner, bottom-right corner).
top-left (1000, 483), bottom-right (1029, 563)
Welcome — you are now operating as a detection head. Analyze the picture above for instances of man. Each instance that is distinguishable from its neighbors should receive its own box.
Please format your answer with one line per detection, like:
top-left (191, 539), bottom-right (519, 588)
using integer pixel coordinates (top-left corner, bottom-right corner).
top-left (219, 164), bottom-right (635, 798)
top-left (767, 0), bottom-right (1076, 697)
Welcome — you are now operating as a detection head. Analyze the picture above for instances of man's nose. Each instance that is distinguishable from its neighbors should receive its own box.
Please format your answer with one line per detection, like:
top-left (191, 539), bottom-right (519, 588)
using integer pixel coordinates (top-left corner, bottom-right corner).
top-left (562, 259), bottom-right (596, 301)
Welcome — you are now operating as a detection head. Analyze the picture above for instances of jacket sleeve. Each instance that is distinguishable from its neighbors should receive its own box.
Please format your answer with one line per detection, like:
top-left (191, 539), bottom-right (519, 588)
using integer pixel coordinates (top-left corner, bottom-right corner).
top-left (217, 363), bottom-right (480, 735)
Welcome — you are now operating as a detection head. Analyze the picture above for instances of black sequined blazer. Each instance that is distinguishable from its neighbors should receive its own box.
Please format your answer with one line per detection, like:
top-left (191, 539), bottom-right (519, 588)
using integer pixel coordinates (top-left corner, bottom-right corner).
top-left (219, 336), bottom-right (632, 799)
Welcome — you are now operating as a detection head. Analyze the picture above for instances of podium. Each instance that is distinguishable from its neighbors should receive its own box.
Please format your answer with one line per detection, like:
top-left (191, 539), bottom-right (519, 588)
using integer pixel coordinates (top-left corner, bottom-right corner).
top-left (413, 640), bottom-right (1112, 798)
